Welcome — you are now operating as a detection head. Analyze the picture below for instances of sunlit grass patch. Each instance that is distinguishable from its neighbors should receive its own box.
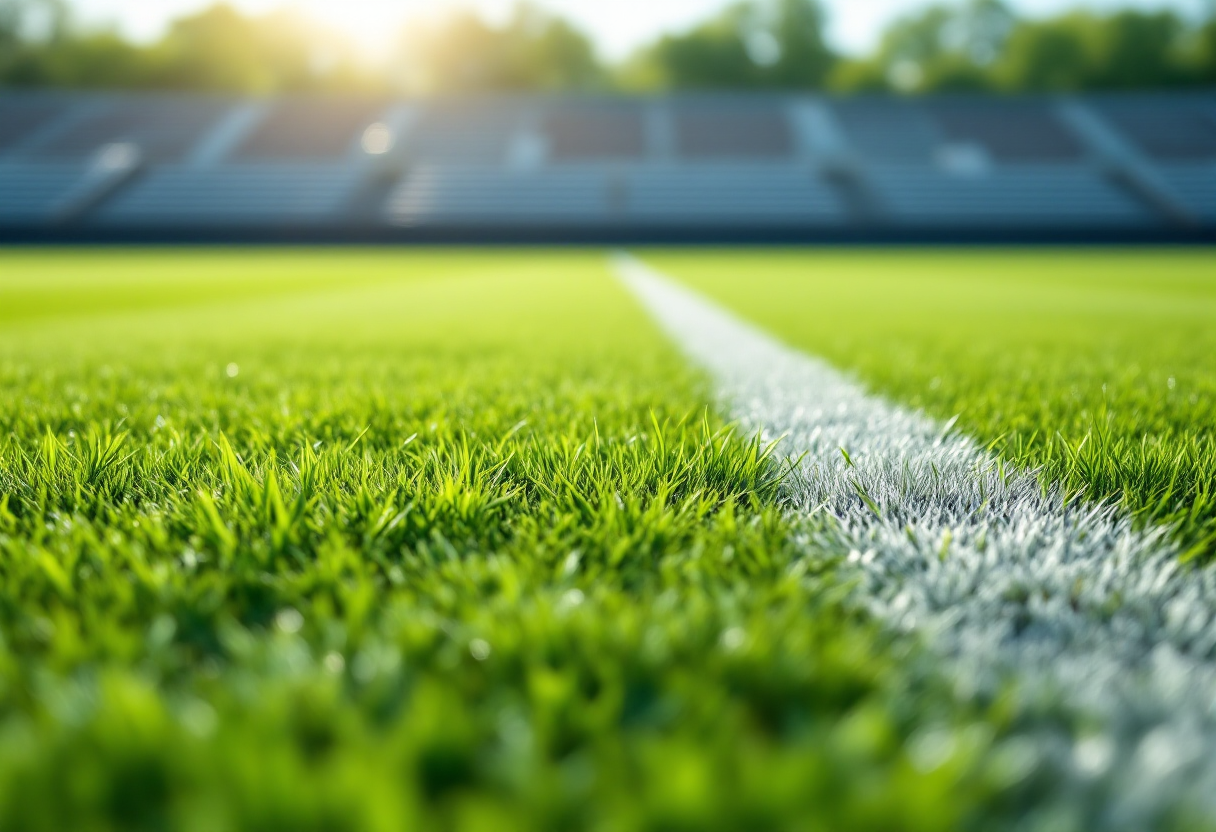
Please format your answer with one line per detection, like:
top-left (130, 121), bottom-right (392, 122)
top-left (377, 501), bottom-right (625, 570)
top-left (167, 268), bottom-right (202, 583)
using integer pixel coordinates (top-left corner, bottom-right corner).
top-left (0, 249), bottom-right (1014, 832)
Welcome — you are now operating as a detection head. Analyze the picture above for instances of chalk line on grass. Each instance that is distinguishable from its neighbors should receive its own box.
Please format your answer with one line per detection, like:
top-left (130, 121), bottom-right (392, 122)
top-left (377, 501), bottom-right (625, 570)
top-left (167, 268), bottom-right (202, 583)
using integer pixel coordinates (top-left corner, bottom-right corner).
top-left (614, 252), bottom-right (1216, 829)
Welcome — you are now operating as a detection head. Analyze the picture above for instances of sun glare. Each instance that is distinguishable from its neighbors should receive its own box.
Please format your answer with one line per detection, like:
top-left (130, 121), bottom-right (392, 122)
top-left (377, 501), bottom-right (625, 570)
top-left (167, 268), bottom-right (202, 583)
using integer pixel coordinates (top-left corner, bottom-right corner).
top-left (276, 0), bottom-right (546, 62)
top-left (286, 0), bottom-right (414, 60)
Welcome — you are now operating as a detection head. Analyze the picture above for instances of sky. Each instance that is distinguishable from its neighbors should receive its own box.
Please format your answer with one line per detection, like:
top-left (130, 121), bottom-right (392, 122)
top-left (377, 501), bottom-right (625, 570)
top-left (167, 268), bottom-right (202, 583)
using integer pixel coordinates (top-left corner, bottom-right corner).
top-left (70, 0), bottom-right (1210, 59)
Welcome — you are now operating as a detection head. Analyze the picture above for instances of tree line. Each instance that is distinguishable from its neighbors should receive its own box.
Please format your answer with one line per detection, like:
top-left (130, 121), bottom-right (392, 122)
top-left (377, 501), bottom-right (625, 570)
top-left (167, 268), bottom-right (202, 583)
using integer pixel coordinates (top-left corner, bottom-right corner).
top-left (1, 0), bottom-right (1214, 94)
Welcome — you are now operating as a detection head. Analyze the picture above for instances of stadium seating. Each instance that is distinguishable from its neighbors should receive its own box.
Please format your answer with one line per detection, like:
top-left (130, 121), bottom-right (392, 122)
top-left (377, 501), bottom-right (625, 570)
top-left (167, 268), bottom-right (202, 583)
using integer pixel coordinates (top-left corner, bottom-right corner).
top-left (1094, 97), bottom-right (1216, 223)
top-left (862, 166), bottom-right (1152, 228)
top-left (831, 99), bottom-right (939, 163)
top-left (0, 90), bottom-right (1211, 238)
top-left (28, 97), bottom-right (233, 163)
top-left (94, 97), bottom-right (402, 228)
top-left (0, 162), bottom-right (95, 224)
top-left (0, 97), bottom-right (77, 154)
top-left (100, 165), bottom-right (365, 228)
top-left (231, 98), bottom-right (389, 160)
top-left (389, 166), bottom-right (617, 226)
top-left (545, 101), bottom-right (649, 161)
top-left (626, 163), bottom-right (846, 226)
top-left (402, 101), bottom-right (522, 165)
top-left (672, 100), bottom-right (795, 159)
top-left (926, 100), bottom-right (1085, 163)
top-left (387, 162), bottom-right (847, 229)
top-left (833, 98), bottom-right (1158, 229)
top-left (1158, 166), bottom-right (1216, 224)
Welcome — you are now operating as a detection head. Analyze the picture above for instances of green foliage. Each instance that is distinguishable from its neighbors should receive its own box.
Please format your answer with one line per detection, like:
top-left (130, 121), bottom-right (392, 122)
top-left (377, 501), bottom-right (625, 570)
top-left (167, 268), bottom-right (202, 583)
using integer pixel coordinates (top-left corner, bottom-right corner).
top-left (830, 0), bottom-right (1013, 93)
top-left (0, 248), bottom-right (1039, 831)
top-left (0, 0), bottom-right (601, 94)
top-left (0, 30), bottom-right (149, 89)
top-left (1, 0), bottom-right (1214, 94)
top-left (993, 9), bottom-right (1196, 91)
top-left (396, 3), bottom-right (604, 94)
top-left (149, 4), bottom-right (369, 94)
top-left (830, 0), bottom-right (1216, 93)
top-left (0, 0), bottom-right (67, 44)
top-left (650, 248), bottom-right (1216, 560)
top-left (0, 1), bottom-right (374, 93)
top-left (622, 0), bottom-right (836, 91)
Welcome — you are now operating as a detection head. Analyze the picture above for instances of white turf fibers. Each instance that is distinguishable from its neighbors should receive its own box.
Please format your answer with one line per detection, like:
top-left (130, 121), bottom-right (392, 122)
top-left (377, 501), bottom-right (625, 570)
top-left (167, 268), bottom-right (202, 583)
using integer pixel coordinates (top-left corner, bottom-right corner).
top-left (614, 253), bottom-right (1216, 830)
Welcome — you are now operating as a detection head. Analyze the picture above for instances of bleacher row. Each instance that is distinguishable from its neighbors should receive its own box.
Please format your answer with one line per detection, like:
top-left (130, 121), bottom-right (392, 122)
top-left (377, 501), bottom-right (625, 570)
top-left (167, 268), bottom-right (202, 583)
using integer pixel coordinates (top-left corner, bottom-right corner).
top-left (1, 91), bottom-right (1214, 238)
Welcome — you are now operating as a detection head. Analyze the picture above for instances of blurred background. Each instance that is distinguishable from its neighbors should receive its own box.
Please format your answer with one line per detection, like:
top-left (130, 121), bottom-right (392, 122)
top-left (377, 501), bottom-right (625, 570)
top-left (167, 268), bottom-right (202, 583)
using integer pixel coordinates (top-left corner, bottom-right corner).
top-left (1, 0), bottom-right (1214, 240)
top-left (3, 0), bottom-right (1215, 95)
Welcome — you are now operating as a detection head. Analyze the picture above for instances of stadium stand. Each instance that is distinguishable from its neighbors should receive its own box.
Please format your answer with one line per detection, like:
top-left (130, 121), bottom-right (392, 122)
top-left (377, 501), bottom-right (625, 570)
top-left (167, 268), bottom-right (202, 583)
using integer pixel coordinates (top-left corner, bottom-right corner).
top-left (28, 97), bottom-right (232, 163)
top-left (101, 165), bottom-right (365, 228)
top-left (626, 164), bottom-right (846, 226)
top-left (1094, 97), bottom-right (1216, 224)
top-left (0, 90), bottom-right (1212, 240)
top-left (927, 100), bottom-right (1085, 163)
top-left (1098, 98), bottom-right (1216, 161)
top-left (832, 98), bottom-right (1157, 229)
top-left (390, 166), bottom-right (618, 226)
top-left (0, 97), bottom-right (76, 155)
top-left (0, 161), bottom-right (95, 225)
top-left (402, 101), bottom-right (521, 165)
top-left (672, 101), bottom-right (794, 160)
top-left (861, 167), bottom-right (1151, 228)
top-left (831, 99), bottom-right (939, 164)
top-left (231, 98), bottom-right (389, 160)
top-left (545, 101), bottom-right (649, 161)
top-left (94, 97), bottom-right (402, 229)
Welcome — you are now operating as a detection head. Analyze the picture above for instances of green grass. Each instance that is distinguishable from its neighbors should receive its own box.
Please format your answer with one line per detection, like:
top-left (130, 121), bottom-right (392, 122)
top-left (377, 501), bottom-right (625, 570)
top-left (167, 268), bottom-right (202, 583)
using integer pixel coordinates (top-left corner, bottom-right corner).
top-left (4, 247), bottom-right (1215, 832)
top-left (647, 248), bottom-right (1216, 559)
top-left (0, 249), bottom-right (1033, 832)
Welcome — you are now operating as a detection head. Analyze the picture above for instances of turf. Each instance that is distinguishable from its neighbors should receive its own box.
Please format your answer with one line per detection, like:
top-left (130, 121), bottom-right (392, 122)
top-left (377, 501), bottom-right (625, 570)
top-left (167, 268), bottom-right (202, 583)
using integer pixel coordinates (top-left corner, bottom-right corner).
top-left (3, 247), bottom-right (1214, 832)
top-left (647, 248), bottom-right (1216, 559)
top-left (0, 249), bottom-right (1018, 832)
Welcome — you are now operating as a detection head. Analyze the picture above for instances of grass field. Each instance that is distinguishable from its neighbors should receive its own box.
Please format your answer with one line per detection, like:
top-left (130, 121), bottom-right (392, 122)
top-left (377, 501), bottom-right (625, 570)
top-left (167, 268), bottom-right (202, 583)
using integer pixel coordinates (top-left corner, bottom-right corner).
top-left (0, 247), bottom-right (1213, 831)
top-left (651, 249), bottom-right (1216, 559)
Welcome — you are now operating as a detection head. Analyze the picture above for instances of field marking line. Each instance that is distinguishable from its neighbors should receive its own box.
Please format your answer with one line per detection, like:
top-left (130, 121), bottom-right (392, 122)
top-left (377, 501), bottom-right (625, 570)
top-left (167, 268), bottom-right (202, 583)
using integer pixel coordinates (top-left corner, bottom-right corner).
top-left (613, 252), bottom-right (1216, 826)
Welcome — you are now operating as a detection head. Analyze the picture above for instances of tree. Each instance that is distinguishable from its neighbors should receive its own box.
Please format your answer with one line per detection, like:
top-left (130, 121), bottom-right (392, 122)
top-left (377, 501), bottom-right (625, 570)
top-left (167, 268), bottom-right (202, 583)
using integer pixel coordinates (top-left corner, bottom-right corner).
top-left (0, 2), bottom-right (378, 93)
top-left (991, 14), bottom-right (1091, 91)
top-left (0, 0), bottom-right (157, 89)
top-left (0, 0), bottom-right (67, 44)
top-left (1087, 10), bottom-right (1188, 89)
top-left (0, 1), bottom-right (20, 46)
top-left (992, 10), bottom-right (1199, 92)
top-left (502, 5), bottom-right (603, 90)
top-left (622, 0), bottom-right (836, 91)
top-left (152, 4), bottom-right (356, 93)
top-left (394, 4), bottom-right (603, 94)
top-left (1199, 16), bottom-right (1216, 82)
top-left (830, 0), bottom-right (1014, 93)
top-left (829, 0), bottom-right (1212, 94)
top-left (0, 0), bottom-right (1213, 95)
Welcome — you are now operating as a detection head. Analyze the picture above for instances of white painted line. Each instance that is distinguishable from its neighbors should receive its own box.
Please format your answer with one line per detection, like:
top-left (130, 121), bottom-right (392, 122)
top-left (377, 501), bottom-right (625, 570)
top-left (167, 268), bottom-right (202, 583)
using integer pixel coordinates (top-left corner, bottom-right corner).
top-left (614, 252), bottom-right (1216, 828)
